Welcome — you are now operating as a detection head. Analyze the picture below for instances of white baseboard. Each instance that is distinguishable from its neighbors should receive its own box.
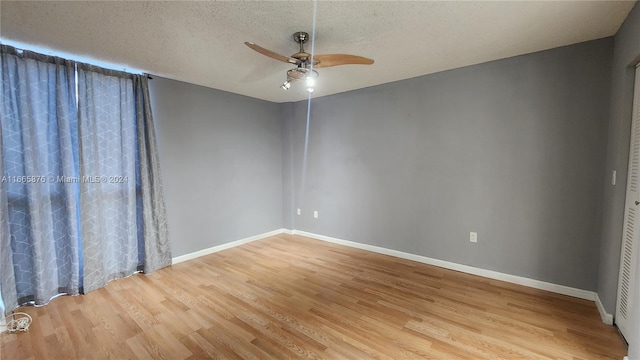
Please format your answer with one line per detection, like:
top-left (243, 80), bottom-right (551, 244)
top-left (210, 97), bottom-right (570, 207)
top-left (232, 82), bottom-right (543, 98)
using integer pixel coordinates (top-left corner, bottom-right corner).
top-left (291, 230), bottom-right (597, 302)
top-left (0, 317), bottom-right (5, 334)
top-left (171, 228), bottom-right (288, 264)
top-left (595, 293), bottom-right (614, 325)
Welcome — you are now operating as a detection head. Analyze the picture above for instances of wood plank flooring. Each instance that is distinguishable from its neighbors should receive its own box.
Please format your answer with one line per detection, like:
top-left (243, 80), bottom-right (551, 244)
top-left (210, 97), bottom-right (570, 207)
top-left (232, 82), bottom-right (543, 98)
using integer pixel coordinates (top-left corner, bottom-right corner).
top-left (1, 234), bottom-right (627, 359)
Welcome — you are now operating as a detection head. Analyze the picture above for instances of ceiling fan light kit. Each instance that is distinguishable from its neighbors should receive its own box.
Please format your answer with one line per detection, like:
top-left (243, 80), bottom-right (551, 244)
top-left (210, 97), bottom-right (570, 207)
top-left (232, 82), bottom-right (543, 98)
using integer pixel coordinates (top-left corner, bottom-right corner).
top-left (245, 31), bottom-right (374, 94)
top-left (281, 67), bottom-right (318, 92)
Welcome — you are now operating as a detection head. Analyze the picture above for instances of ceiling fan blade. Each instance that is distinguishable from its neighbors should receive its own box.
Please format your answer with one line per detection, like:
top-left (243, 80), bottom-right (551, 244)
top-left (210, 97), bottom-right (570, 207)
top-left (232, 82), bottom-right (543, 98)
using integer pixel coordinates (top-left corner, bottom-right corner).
top-left (245, 42), bottom-right (300, 65)
top-left (313, 54), bottom-right (374, 68)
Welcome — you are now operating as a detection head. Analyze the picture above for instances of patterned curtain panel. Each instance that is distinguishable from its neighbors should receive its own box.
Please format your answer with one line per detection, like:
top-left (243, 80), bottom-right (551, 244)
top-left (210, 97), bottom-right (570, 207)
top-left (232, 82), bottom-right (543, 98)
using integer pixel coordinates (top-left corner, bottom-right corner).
top-left (0, 96), bottom-right (17, 315)
top-left (77, 65), bottom-right (171, 293)
top-left (0, 45), bottom-right (171, 314)
top-left (77, 65), bottom-right (140, 293)
top-left (133, 76), bottom-right (171, 274)
top-left (0, 46), bottom-right (82, 310)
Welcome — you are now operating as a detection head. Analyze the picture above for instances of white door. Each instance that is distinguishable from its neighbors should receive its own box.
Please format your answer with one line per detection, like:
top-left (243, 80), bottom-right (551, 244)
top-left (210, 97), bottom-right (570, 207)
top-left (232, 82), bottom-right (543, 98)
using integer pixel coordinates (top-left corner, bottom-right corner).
top-left (617, 65), bottom-right (640, 340)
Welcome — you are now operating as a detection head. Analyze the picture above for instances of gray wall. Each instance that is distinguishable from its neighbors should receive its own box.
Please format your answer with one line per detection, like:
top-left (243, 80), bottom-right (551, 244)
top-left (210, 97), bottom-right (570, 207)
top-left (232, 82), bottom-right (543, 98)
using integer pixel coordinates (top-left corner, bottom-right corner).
top-left (598, 3), bottom-right (640, 314)
top-left (282, 102), bottom-right (295, 230)
top-left (150, 78), bottom-right (283, 257)
top-left (284, 38), bottom-right (613, 291)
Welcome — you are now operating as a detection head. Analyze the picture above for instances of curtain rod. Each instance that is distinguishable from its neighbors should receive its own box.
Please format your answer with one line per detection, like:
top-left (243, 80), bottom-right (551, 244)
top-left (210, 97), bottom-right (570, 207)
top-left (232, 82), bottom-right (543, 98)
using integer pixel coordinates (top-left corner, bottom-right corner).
top-left (2, 42), bottom-right (155, 79)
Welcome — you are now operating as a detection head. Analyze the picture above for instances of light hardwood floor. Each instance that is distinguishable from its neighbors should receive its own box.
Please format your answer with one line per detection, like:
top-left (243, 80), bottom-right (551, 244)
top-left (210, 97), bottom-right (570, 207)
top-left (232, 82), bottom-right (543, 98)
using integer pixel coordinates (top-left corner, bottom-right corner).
top-left (1, 234), bottom-right (627, 359)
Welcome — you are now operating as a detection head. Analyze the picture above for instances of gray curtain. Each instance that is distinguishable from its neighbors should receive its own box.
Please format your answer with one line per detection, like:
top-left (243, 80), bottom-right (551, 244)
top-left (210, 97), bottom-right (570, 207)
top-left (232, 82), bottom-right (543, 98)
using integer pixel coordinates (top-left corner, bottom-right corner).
top-left (0, 45), bottom-right (171, 314)
top-left (0, 46), bottom-right (82, 311)
top-left (0, 96), bottom-right (15, 316)
top-left (133, 76), bottom-right (171, 274)
top-left (77, 65), bottom-right (171, 293)
top-left (77, 65), bottom-right (139, 293)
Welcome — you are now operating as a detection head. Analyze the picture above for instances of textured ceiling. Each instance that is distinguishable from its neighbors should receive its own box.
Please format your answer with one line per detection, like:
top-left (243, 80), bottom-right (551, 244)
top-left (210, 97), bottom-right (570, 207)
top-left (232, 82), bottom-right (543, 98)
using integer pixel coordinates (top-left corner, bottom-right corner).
top-left (0, 1), bottom-right (636, 103)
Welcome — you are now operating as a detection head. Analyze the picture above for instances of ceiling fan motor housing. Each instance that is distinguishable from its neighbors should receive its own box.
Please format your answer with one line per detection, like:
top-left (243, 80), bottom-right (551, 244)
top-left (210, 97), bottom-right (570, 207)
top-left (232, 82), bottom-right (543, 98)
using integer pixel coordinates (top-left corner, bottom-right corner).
top-left (291, 32), bottom-right (313, 63)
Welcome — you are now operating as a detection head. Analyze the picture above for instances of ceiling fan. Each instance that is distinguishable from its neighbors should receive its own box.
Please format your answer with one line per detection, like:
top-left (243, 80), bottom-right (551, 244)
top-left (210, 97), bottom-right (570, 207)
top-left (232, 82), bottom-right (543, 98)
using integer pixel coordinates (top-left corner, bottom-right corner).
top-left (245, 31), bottom-right (374, 93)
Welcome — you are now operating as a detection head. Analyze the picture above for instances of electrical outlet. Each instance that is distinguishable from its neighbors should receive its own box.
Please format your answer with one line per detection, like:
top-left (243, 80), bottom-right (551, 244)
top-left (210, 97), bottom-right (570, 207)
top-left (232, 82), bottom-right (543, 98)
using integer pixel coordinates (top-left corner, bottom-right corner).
top-left (470, 232), bottom-right (477, 243)
top-left (612, 170), bottom-right (617, 185)
top-left (297, 208), bottom-right (301, 215)
top-left (313, 210), bottom-right (318, 219)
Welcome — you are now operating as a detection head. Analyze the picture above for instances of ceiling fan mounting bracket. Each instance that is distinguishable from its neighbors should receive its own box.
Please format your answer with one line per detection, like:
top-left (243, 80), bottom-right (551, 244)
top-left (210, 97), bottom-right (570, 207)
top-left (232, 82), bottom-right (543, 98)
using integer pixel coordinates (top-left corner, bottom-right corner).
top-left (293, 32), bottom-right (310, 45)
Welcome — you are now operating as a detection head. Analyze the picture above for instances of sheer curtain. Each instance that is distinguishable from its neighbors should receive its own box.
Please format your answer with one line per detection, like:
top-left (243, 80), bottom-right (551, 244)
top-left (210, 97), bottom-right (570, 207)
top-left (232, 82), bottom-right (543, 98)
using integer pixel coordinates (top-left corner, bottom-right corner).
top-left (0, 46), bottom-right (82, 311)
top-left (77, 65), bottom-right (140, 293)
top-left (0, 45), bottom-right (171, 315)
top-left (77, 65), bottom-right (171, 293)
top-left (133, 76), bottom-right (171, 274)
